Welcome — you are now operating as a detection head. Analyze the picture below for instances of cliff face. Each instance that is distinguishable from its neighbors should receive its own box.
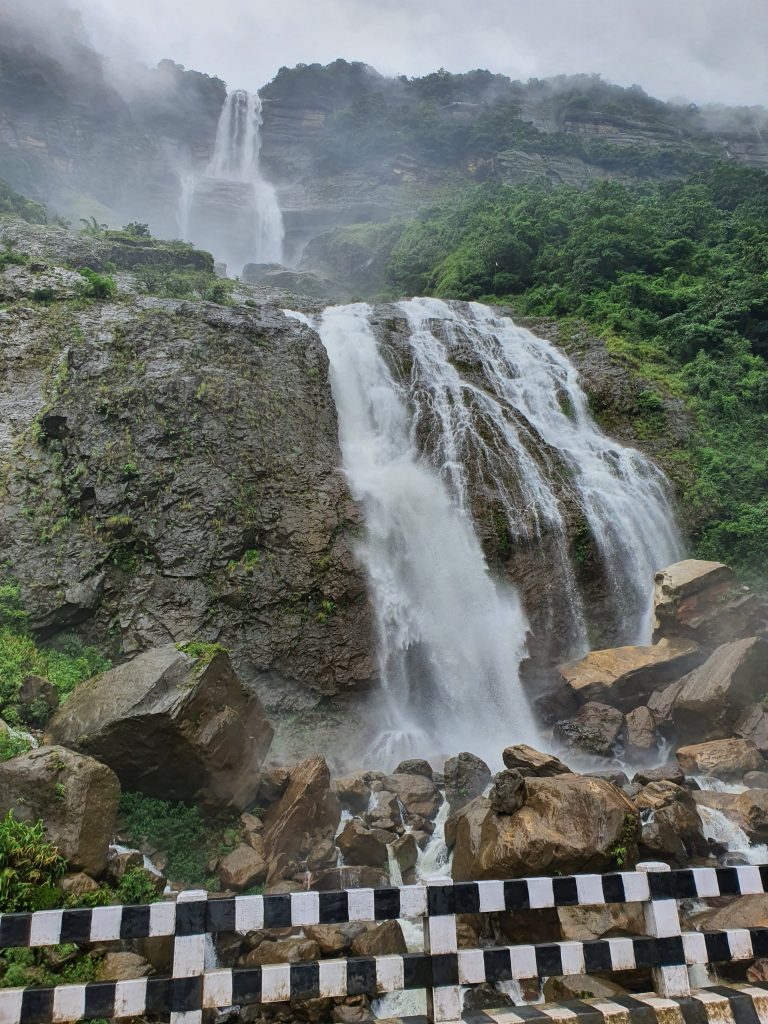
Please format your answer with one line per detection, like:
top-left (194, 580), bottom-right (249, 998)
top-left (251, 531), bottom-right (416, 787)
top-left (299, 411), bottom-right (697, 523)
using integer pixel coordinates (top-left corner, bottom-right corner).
top-left (0, 222), bottom-right (374, 713)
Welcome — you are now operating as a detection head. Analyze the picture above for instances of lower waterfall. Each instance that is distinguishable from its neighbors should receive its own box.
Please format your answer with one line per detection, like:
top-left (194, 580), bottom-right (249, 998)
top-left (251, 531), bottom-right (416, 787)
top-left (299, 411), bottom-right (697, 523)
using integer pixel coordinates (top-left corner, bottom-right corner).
top-left (299, 300), bottom-right (684, 763)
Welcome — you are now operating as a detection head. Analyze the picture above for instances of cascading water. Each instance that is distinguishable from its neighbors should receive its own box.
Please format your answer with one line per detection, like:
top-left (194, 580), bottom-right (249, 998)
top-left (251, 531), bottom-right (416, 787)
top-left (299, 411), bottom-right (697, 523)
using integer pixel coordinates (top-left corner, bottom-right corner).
top-left (295, 299), bottom-right (683, 763)
top-left (177, 90), bottom-right (284, 273)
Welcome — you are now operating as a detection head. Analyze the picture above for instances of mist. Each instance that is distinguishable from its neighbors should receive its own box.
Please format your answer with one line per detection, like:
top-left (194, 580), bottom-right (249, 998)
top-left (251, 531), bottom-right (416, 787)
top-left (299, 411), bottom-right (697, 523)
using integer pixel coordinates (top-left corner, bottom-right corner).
top-left (75, 0), bottom-right (767, 106)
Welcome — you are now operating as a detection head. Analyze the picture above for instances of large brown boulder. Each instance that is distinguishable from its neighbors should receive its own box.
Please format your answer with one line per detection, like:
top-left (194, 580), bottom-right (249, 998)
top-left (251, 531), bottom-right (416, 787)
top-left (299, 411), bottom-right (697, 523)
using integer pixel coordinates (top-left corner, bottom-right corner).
top-left (263, 756), bottom-right (341, 882)
top-left (653, 560), bottom-right (767, 648)
top-left (444, 753), bottom-right (491, 812)
top-left (553, 702), bottom-right (623, 758)
top-left (453, 775), bottom-right (637, 881)
top-left (218, 842), bottom-right (269, 891)
top-left (502, 744), bottom-right (570, 777)
top-left (384, 772), bottom-right (442, 819)
top-left (676, 738), bottom-right (766, 779)
top-left (671, 638), bottom-right (768, 743)
top-left (634, 781), bottom-right (706, 864)
top-left (350, 921), bottom-right (407, 957)
top-left (735, 705), bottom-right (768, 755)
top-left (336, 818), bottom-right (391, 868)
top-left (45, 645), bottom-right (273, 810)
top-left (557, 639), bottom-right (702, 711)
top-left (0, 745), bottom-right (119, 877)
top-left (625, 707), bottom-right (659, 759)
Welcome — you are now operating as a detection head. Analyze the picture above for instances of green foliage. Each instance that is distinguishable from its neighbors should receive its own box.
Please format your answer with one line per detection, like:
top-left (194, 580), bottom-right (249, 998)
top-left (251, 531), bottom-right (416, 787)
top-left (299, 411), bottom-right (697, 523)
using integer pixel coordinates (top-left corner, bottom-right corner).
top-left (0, 583), bottom-right (27, 631)
top-left (177, 640), bottom-right (226, 666)
top-left (0, 247), bottom-right (28, 271)
top-left (0, 179), bottom-right (47, 224)
top-left (133, 265), bottom-right (232, 303)
top-left (118, 793), bottom-right (220, 886)
top-left (77, 267), bottom-right (117, 300)
top-left (0, 812), bottom-right (66, 912)
top-left (115, 867), bottom-right (160, 905)
top-left (121, 222), bottom-right (152, 238)
top-left (79, 216), bottom-right (108, 237)
top-left (370, 165), bottom-right (768, 581)
top-left (0, 732), bottom-right (32, 763)
top-left (0, 945), bottom-right (98, 989)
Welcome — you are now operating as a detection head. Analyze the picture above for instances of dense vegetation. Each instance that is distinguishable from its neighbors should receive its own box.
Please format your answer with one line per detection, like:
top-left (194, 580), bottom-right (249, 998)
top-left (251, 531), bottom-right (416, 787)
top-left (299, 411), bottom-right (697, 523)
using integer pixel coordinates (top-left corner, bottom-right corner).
top-left (0, 178), bottom-right (47, 224)
top-left (355, 164), bottom-right (768, 580)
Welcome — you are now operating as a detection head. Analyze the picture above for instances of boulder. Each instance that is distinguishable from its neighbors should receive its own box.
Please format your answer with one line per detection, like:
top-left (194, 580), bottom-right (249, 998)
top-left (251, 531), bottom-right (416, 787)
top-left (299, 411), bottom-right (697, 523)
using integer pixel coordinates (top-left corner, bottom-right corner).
top-left (241, 939), bottom-right (320, 967)
top-left (336, 818), bottom-right (391, 868)
top-left (735, 704), bottom-right (768, 756)
top-left (557, 903), bottom-right (645, 941)
top-left (676, 739), bottom-right (765, 779)
top-left (671, 638), bottom-right (768, 743)
top-left (502, 744), bottom-right (571, 777)
top-left (635, 781), bottom-right (707, 863)
top-left (310, 866), bottom-right (388, 890)
top-left (332, 1004), bottom-right (375, 1024)
top-left (304, 923), bottom-right (368, 957)
top-left (0, 745), bottom-right (119, 876)
top-left (96, 952), bottom-right (152, 982)
top-left (389, 833), bottom-right (418, 875)
top-left (586, 770), bottom-right (630, 788)
top-left (446, 795), bottom-right (490, 854)
top-left (647, 679), bottom-right (685, 724)
top-left (557, 639), bottom-right (703, 711)
top-left (306, 838), bottom-right (338, 872)
top-left (624, 706), bottom-right (659, 758)
top-left (553, 702), bottom-right (623, 758)
top-left (444, 753), bottom-right (491, 812)
top-left (384, 772), bottom-right (441, 819)
top-left (393, 759), bottom-right (433, 779)
top-left (632, 763), bottom-right (685, 787)
top-left (59, 872), bottom-right (100, 896)
top-left (218, 842), bottom-right (268, 891)
top-left (332, 772), bottom-right (379, 814)
top-left (45, 645), bottom-right (273, 810)
top-left (694, 789), bottom-right (768, 843)
top-left (653, 560), bottom-right (767, 648)
top-left (106, 849), bottom-right (143, 885)
top-left (744, 771), bottom-right (768, 790)
top-left (691, 895), bottom-right (768, 932)
top-left (349, 921), bottom-right (406, 957)
top-left (453, 775), bottom-right (637, 881)
top-left (544, 976), bottom-right (629, 1001)
top-left (490, 769), bottom-right (525, 815)
top-left (17, 675), bottom-right (59, 725)
top-left (263, 756), bottom-right (341, 882)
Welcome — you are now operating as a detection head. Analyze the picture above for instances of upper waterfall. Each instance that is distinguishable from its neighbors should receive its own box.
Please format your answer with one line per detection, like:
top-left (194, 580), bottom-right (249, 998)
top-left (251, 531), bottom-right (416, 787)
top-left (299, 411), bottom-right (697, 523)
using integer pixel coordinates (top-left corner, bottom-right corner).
top-left (177, 90), bottom-right (284, 274)
top-left (299, 300), bottom-right (684, 763)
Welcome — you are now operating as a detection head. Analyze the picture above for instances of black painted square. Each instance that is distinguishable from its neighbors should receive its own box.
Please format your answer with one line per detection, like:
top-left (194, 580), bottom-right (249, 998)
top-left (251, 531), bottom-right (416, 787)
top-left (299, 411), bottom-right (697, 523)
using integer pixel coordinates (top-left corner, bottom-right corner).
top-left (291, 962), bottom-right (321, 1000)
top-left (552, 876), bottom-right (579, 906)
top-left (319, 891), bottom-right (349, 924)
top-left (207, 898), bottom-right (236, 933)
top-left (483, 948), bottom-right (512, 983)
top-left (583, 939), bottom-right (613, 973)
top-left (263, 894), bottom-right (292, 928)
top-left (374, 888), bottom-right (400, 920)
top-left (346, 957), bottom-right (377, 995)
top-left (503, 879), bottom-right (530, 910)
top-left (120, 904), bottom-right (151, 939)
top-left (84, 982), bottom-right (116, 1020)
top-left (453, 882), bottom-right (480, 914)
top-left (232, 969), bottom-right (263, 1006)
top-left (534, 943), bottom-right (563, 977)
top-left (59, 909), bottom-right (92, 945)
top-left (431, 953), bottom-right (459, 987)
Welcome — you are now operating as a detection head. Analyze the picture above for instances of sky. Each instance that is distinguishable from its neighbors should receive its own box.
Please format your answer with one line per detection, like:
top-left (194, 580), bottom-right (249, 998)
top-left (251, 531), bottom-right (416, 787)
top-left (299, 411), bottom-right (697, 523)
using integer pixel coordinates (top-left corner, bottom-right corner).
top-left (75, 0), bottom-right (767, 107)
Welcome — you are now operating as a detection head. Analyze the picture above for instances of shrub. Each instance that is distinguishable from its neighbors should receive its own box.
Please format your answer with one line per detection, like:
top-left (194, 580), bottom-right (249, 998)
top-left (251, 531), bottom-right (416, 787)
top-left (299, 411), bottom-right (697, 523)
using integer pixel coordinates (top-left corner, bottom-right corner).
top-left (0, 812), bottom-right (66, 913)
top-left (77, 267), bottom-right (117, 300)
top-left (118, 793), bottom-right (211, 886)
top-left (0, 731), bottom-right (31, 763)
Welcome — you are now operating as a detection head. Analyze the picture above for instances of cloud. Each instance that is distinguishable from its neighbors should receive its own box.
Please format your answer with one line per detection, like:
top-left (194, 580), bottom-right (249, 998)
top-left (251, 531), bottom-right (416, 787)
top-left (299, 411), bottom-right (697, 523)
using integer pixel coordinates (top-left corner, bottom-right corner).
top-left (74, 0), bottom-right (767, 106)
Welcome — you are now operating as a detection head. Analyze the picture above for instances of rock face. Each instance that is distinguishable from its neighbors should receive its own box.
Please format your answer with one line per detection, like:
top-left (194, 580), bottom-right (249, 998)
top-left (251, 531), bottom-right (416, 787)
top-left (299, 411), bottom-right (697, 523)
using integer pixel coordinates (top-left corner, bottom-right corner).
top-left (557, 639), bottom-right (703, 711)
top-left (263, 756), bottom-right (341, 882)
top-left (676, 738), bottom-right (766, 779)
top-left (502, 745), bottom-right (571, 778)
top-left (0, 746), bottom-right (120, 876)
top-left (653, 560), bottom-right (767, 648)
top-left (336, 818), bottom-right (390, 868)
top-left (635, 781), bottom-right (706, 863)
top-left (453, 775), bottom-right (637, 880)
top-left (624, 706), bottom-right (658, 759)
top-left (553, 702), bottom-right (624, 757)
top-left (0, 277), bottom-right (374, 714)
top-left (671, 638), bottom-right (768, 743)
top-left (46, 645), bottom-right (273, 810)
top-left (444, 753), bottom-right (491, 811)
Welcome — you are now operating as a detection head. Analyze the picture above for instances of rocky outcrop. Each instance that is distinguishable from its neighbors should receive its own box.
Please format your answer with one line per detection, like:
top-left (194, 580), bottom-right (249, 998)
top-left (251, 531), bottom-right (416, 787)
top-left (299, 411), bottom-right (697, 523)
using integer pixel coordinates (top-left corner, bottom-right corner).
top-left (553, 702), bottom-right (624, 757)
top-left (624, 707), bottom-right (659, 760)
top-left (453, 774), bottom-right (637, 880)
top-left (635, 781), bottom-right (707, 864)
top-left (557, 639), bottom-right (703, 711)
top-left (670, 638), bottom-right (768, 743)
top-left (676, 738), bottom-right (766, 779)
top-left (46, 645), bottom-right (273, 810)
top-left (653, 560), bottom-right (767, 648)
top-left (336, 818), bottom-right (391, 868)
top-left (502, 745), bottom-right (571, 777)
top-left (0, 745), bottom-right (119, 876)
top-left (444, 753), bottom-right (491, 811)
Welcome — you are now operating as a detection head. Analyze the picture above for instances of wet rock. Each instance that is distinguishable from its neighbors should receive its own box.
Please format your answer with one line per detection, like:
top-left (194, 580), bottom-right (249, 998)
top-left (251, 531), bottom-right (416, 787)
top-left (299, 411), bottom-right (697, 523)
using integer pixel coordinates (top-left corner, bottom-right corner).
top-left (256, 767), bottom-right (292, 806)
top-left (17, 675), bottom-right (59, 726)
top-left (350, 920), bottom-right (406, 957)
top-left (393, 759), bottom-right (433, 779)
top-left (635, 781), bottom-right (707, 863)
top-left (502, 744), bottom-right (571, 777)
top-left (744, 771), bottom-right (768, 790)
top-left (624, 706), bottom-right (659, 759)
top-left (336, 818), bottom-right (391, 868)
top-left (694, 789), bottom-right (768, 843)
top-left (0, 745), bottom-right (119, 876)
top-left (218, 842), bottom-right (268, 891)
top-left (647, 678), bottom-right (686, 724)
top-left (306, 838), bottom-right (337, 872)
top-left (735, 705), bottom-right (768, 756)
top-left (558, 639), bottom-right (703, 711)
top-left (46, 645), bottom-right (273, 810)
top-left (384, 772), bottom-right (441, 820)
top-left (332, 1004), bottom-right (375, 1023)
top-left (632, 763), bottom-right (685, 787)
top-left (305, 923), bottom-right (369, 956)
top-left (263, 756), bottom-right (341, 883)
top-left (671, 638), bottom-right (768, 743)
top-left (653, 560), bottom-right (767, 648)
top-left (444, 752), bottom-right (491, 811)
top-left (747, 960), bottom-right (768, 983)
top-left (453, 775), bottom-right (637, 880)
top-left (333, 772), bottom-right (376, 814)
top-left (553, 702), bottom-right (624, 758)
top-left (676, 738), bottom-right (766, 779)
top-left (310, 866), bottom-right (389, 890)
top-left (106, 849), bottom-right (143, 885)
top-left (96, 951), bottom-right (153, 982)
top-left (586, 770), bottom-right (630, 788)
top-left (490, 769), bottom-right (525, 815)
top-left (241, 938), bottom-right (320, 967)
top-left (389, 833), bottom-right (418, 875)
top-left (544, 975), bottom-right (629, 1001)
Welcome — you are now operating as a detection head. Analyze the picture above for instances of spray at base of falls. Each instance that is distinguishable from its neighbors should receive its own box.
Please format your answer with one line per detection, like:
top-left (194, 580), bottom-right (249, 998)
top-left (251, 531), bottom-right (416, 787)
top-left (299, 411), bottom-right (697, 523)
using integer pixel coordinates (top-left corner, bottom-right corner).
top-left (177, 90), bottom-right (284, 273)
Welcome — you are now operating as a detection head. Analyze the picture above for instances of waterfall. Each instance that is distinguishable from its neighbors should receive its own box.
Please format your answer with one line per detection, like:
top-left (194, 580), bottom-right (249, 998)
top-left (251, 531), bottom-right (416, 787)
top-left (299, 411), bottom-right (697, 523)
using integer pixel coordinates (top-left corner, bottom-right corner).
top-left (177, 90), bottom-right (283, 273)
top-left (292, 299), bottom-right (683, 763)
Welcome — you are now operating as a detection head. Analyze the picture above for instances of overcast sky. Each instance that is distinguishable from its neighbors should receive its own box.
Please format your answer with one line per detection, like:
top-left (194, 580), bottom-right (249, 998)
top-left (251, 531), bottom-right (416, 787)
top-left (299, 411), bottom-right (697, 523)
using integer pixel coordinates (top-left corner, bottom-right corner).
top-left (76, 0), bottom-right (767, 107)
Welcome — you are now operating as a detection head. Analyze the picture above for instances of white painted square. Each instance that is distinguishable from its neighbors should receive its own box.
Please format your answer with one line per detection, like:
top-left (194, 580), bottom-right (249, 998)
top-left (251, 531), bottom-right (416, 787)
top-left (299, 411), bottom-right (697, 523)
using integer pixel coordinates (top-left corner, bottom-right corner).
top-left (427, 916), bottom-right (458, 955)
top-left (509, 944), bottom-right (537, 979)
top-left (458, 949), bottom-right (486, 984)
top-left (290, 892), bottom-right (320, 927)
top-left (399, 885), bottom-right (427, 919)
top-left (682, 931), bottom-right (708, 964)
top-left (318, 959), bottom-right (347, 998)
top-left (149, 900), bottom-right (176, 937)
top-left (559, 941), bottom-right (586, 975)
top-left (89, 905), bottom-right (123, 942)
top-left (541, 1005), bottom-right (578, 1020)
top-left (620, 872), bottom-right (650, 903)
top-left (375, 955), bottom-right (404, 993)
top-left (235, 895), bottom-right (264, 933)
top-left (52, 983), bottom-right (87, 1022)
top-left (203, 969), bottom-right (234, 1009)
top-left (591, 1001), bottom-right (631, 1023)
top-left (527, 877), bottom-right (555, 908)
top-left (649, 899), bottom-right (682, 938)
top-left (477, 880), bottom-right (505, 913)
top-left (113, 978), bottom-right (148, 1018)
top-left (347, 888), bottom-right (375, 922)
top-left (606, 937), bottom-right (636, 970)
top-left (0, 989), bottom-right (25, 1024)
top-left (29, 909), bottom-right (63, 947)
top-left (575, 874), bottom-right (605, 906)
top-left (727, 928), bottom-right (754, 959)
top-left (261, 964), bottom-right (291, 1003)
top-left (690, 867), bottom-right (720, 898)
top-left (737, 866), bottom-right (763, 895)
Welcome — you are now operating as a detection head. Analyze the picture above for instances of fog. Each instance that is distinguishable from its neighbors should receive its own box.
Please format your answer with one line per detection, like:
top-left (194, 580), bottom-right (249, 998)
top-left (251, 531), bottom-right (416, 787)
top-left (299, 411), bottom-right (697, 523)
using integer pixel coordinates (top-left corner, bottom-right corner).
top-left (76, 0), bottom-right (767, 105)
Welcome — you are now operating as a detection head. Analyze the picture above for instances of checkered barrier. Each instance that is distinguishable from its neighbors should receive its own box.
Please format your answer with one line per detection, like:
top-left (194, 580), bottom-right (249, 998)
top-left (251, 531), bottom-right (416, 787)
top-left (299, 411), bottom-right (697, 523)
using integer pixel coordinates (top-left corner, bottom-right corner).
top-left (0, 864), bottom-right (767, 1024)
